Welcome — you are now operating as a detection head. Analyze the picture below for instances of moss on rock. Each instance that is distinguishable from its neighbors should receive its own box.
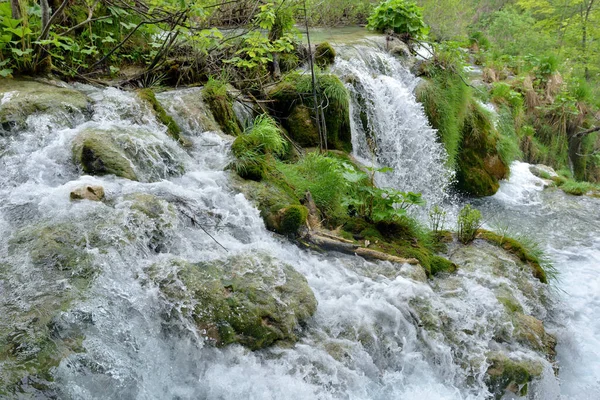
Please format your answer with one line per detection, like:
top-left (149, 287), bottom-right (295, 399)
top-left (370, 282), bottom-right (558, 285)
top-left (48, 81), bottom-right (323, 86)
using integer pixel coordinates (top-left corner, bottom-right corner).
top-left (150, 253), bottom-right (317, 349)
top-left (137, 88), bottom-right (187, 145)
top-left (315, 42), bottom-right (336, 68)
top-left (479, 230), bottom-right (548, 283)
top-left (269, 72), bottom-right (351, 151)
top-left (72, 130), bottom-right (138, 181)
top-left (485, 352), bottom-right (544, 400)
top-left (285, 105), bottom-right (320, 147)
top-left (279, 205), bottom-right (308, 235)
top-left (202, 79), bottom-right (243, 136)
top-left (455, 101), bottom-right (509, 197)
top-left (0, 79), bottom-right (89, 130)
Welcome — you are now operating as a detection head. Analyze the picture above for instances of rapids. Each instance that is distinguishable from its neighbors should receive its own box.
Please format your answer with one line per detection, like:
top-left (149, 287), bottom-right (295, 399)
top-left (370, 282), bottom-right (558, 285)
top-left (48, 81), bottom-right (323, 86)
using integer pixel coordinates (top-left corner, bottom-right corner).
top-left (0, 42), bottom-right (598, 400)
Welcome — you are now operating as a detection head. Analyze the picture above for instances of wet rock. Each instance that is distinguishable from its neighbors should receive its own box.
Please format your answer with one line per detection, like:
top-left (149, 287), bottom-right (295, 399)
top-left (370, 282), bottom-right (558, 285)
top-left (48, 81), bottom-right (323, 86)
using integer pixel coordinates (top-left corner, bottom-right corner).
top-left (529, 164), bottom-right (558, 179)
top-left (485, 352), bottom-right (544, 399)
top-left (72, 128), bottom-right (185, 182)
top-left (70, 185), bottom-right (105, 201)
top-left (0, 79), bottom-right (89, 131)
top-left (72, 130), bottom-right (138, 180)
top-left (513, 313), bottom-right (557, 358)
top-left (149, 253), bottom-right (317, 350)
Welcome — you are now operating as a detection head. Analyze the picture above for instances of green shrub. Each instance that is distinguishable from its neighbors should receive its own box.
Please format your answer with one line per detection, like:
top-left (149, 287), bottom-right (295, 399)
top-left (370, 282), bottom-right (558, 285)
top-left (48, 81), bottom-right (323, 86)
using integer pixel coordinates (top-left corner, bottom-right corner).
top-left (367, 0), bottom-right (429, 40)
top-left (457, 204), bottom-right (482, 244)
top-left (428, 205), bottom-right (447, 238)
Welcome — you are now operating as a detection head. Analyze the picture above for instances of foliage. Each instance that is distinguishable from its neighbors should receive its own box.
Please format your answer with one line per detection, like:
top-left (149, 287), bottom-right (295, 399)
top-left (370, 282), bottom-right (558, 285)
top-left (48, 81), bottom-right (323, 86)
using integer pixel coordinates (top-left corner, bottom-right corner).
top-left (428, 205), bottom-right (447, 237)
top-left (341, 166), bottom-right (424, 223)
top-left (231, 114), bottom-right (287, 180)
top-left (367, 0), bottom-right (429, 40)
top-left (276, 152), bottom-right (349, 219)
top-left (457, 204), bottom-right (482, 244)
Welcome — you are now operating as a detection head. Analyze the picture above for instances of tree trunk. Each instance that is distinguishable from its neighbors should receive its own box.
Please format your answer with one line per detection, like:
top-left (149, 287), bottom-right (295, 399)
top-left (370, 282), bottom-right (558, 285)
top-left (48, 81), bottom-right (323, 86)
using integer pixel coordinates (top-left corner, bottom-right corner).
top-left (11, 0), bottom-right (21, 19)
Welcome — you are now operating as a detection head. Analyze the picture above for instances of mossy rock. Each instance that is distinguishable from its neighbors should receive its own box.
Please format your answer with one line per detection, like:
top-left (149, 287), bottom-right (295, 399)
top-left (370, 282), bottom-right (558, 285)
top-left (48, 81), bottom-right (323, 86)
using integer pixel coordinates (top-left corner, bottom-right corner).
top-left (72, 128), bottom-right (185, 182)
top-left (232, 171), bottom-right (300, 232)
top-left (479, 230), bottom-right (548, 283)
top-left (278, 205), bottom-right (308, 235)
top-left (8, 223), bottom-right (95, 280)
top-left (269, 73), bottom-right (351, 151)
top-left (485, 352), bottom-right (544, 400)
top-left (137, 88), bottom-right (186, 146)
top-left (315, 42), bottom-right (336, 68)
top-left (149, 253), bottom-right (317, 350)
top-left (512, 313), bottom-right (557, 357)
top-left (202, 82), bottom-right (242, 136)
top-left (0, 79), bottom-right (89, 131)
top-left (72, 130), bottom-right (137, 180)
top-left (285, 105), bottom-right (320, 147)
top-left (122, 193), bottom-right (178, 252)
top-left (430, 255), bottom-right (458, 275)
top-left (455, 101), bottom-right (508, 197)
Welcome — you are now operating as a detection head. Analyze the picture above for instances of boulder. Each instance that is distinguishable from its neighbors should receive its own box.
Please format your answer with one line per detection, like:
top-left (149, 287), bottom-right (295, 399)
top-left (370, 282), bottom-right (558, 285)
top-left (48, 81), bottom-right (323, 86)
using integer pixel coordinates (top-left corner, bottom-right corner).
top-left (70, 185), bottom-right (105, 201)
top-left (315, 42), bottom-right (336, 68)
top-left (72, 130), bottom-right (137, 180)
top-left (72, 128), bottom-right (184, 182)
top-left (485, 352), bottom-right (544, 399)
top-left (0, 79), bottom-right (89, 131)
top-left (149, 253), bottom-right (317, 350)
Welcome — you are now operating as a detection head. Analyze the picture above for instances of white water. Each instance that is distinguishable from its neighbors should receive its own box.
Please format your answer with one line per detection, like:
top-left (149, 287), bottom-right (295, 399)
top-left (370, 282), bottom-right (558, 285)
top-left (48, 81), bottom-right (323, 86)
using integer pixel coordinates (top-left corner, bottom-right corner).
top-left (333, 45), bottom-right (454, 208)
top-left (1, 65), bottom-right (597, 400)
top-left (476, 161), bottom-right (600, 399)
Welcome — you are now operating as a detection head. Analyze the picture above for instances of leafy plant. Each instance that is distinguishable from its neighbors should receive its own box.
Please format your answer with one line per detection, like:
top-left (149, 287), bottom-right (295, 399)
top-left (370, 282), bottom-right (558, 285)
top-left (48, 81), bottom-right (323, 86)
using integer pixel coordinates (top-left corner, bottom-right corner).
top-left (367, 0), bottom-right (429, 40)
top-left (457, 204), bottom-right (482, 244)
top-left (428, 205), bottom-right (447, 237)
top-left (341, 166), bottom-right (424, 223)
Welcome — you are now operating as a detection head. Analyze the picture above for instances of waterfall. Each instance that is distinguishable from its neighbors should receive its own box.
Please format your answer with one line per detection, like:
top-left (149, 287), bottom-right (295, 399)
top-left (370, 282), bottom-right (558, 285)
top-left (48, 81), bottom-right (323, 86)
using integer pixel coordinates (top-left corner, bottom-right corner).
top-left (332, 45), bottom-right (454, 209)
top-left (2, 74), bottom-right (588, 399)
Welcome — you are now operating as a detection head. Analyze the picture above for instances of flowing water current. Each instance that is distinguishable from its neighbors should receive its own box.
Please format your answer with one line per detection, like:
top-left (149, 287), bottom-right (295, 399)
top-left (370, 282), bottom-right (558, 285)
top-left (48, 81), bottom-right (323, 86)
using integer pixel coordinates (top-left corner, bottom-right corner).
top-left (0, 43), bottom-right (598, 400)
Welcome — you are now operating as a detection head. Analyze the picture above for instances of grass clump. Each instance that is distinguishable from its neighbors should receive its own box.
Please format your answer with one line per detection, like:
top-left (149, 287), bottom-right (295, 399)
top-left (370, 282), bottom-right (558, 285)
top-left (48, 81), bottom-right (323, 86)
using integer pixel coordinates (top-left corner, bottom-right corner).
top-left (275, 152), bottom-right (349, 220)
top-left (479, 230), bottom-right (556, 283)
top-left (559, 180), bottom-right (594, 196)
top-left (231, 114), bottom-right (287, 181)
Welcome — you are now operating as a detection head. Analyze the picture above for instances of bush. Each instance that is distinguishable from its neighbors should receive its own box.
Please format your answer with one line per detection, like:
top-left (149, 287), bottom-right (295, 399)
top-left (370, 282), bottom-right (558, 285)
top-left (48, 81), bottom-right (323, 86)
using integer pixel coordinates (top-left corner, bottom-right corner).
top-left (457, 204), bottom-right (482, 244)
top-left (367, 0), bottom-right (429, 40)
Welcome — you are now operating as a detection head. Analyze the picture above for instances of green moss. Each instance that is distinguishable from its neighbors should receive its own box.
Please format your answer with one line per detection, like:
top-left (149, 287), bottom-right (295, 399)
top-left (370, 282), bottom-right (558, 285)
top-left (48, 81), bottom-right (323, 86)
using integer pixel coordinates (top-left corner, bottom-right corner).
top-left (137, 88), bottom-right (186, 145)
top-left (430, 255), bottom-right (458, 275)
top-left (315, 42), bottom-right (336, 68)
top-left (150, 254), bottom-right (317, 350)
top-left (202, 78), bottom-right (242, 136)
top-left (285, 105), bottom-right (320, 147)
top-left (280, 205), bottom-right (308, 235)
top-left (72, 130), bottom-right (138, 181)
top-left (269, 72), bottom-right (351, 151)
top-left (416, 70), bottom-right (470, 168)
top-left (455, 101), bottom-right (509, 197)
top-left (559, 179), bottom-right (594, 196)
top-left (479, 230), bottom-right (548, 283)
top-left (485, 352), bottom-right (543, 400)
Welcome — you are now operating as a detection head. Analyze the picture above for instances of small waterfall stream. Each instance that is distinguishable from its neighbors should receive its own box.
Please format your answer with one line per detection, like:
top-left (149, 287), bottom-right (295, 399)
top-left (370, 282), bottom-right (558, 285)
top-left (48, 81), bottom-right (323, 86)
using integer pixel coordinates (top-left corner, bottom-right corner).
top-left (333, 45), bottom-right (454, 208)
top-left (0, 43), bottom-right (597, 399)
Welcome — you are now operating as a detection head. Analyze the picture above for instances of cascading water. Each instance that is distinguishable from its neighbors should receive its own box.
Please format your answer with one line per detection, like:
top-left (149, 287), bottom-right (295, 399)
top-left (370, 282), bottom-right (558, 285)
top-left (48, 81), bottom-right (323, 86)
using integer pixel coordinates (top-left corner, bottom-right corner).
top-left (474, 161), bottom-right (600, 400)
top-left (0, 78), bottom-right (563, 400)
top-left (333, 44), bottom-right (454, 208)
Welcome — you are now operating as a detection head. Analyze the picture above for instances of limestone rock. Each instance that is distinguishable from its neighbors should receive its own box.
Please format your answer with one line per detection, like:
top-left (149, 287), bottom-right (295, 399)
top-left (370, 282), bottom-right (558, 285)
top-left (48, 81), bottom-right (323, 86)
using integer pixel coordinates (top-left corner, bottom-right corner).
top-left (70, 185), bottom-right (105, 201)
top-left (485, 352), bottom-right (544, 399)
top-left (0, 79), bottom-right (89, 131)
top-left (149, 253), bottom-right (317, 350)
